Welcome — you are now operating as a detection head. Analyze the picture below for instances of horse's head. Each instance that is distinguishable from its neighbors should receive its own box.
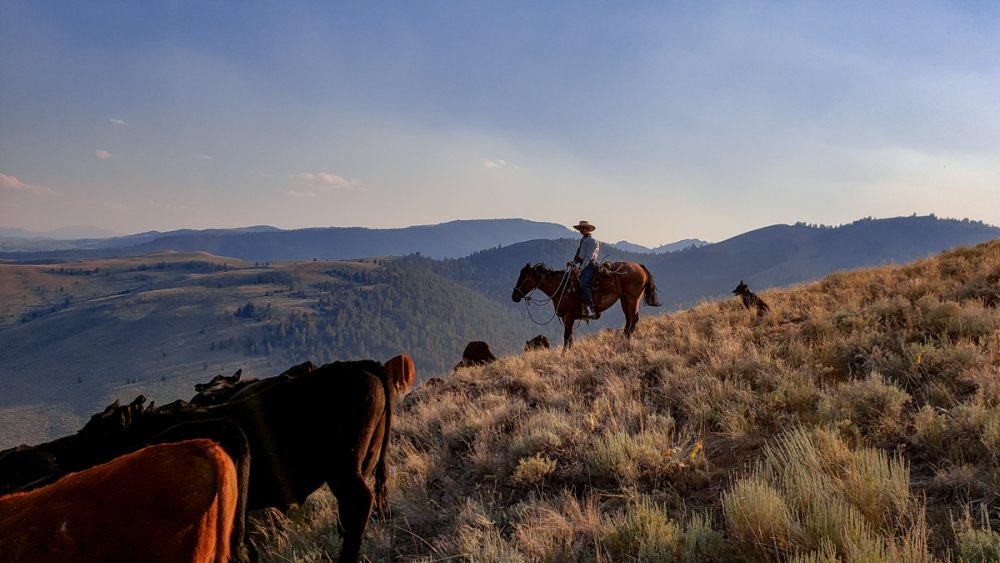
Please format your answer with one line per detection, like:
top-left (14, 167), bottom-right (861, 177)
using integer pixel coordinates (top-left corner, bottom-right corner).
top-left (512, 262), bottom-right (541, 302)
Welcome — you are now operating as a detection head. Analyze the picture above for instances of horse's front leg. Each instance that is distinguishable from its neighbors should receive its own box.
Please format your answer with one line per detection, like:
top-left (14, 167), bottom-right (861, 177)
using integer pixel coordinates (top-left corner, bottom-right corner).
top-left (562, 316), bottom-right (574, 350)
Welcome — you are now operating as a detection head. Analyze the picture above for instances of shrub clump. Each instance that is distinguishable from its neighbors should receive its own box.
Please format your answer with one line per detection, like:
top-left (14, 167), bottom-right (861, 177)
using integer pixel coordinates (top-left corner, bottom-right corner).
top-left (722, 428), bottom-right (928, 562)
top-left (513, 454), bottom-right (557, 485)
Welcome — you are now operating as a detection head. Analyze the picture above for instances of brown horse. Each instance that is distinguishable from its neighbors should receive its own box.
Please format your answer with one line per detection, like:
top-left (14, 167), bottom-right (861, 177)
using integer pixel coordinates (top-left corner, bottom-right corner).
top-left (512, 262), bottom-right (661, 348)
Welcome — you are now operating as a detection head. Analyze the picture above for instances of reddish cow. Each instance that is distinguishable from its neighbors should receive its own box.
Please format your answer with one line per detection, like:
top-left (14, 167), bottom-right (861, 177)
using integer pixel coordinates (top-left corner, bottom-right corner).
top-left (0, 439), bottom-right (238, 563)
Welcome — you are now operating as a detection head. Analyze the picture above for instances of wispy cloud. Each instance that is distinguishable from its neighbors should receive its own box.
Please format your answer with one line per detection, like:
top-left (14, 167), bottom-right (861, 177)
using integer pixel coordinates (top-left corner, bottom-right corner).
top-left (108, 118), bottom-right (127, 126)
top-left (95, 150), bottom-right (113, 160)
top-left (197, 155), bottom-right (214, 161)
top-left (96, 201), bottom-right (127, 211)
top-left (292, 171), bottom-right (365, 190)
top-left (0, 172), bottom-right (55, 195)
top-left (286, 190), bottom-right (318, 199)
top-left (483, 159), bottom-right (507, 169)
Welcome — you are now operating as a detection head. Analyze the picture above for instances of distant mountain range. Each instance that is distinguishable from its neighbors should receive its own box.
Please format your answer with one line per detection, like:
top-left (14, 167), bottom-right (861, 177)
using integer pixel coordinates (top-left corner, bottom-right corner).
top-left (0, 226), bottom-right (122, 240)
top-left (611, 238), bottom-right (710, 254)
top-left (0, 222), bottom-right (708, 257)
top-left (0, 219), bottom-right (573, 260)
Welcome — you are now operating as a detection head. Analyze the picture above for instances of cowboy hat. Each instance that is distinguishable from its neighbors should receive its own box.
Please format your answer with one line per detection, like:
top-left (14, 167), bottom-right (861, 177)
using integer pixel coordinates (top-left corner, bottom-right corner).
top-left (573, 220), bottom-right (596, 232)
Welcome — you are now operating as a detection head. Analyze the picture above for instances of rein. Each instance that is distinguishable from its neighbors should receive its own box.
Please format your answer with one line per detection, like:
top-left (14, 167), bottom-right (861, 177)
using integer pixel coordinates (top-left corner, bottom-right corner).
top-left (519, 268), bottom-right (572, 326)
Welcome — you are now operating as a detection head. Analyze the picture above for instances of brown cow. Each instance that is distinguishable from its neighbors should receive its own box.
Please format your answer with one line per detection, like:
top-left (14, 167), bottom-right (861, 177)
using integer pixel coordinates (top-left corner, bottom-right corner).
top-left (453, 340), bottom-right (497, 371)
top-left (524, 334), bottom-right (551, 351)
top-left (0, 439), bottom-right (238, 563)
top-left (0, 414), bottom-right (252, 561)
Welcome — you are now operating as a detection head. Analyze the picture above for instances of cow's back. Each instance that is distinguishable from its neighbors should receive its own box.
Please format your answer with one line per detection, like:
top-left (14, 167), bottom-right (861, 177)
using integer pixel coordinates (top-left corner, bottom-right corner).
top-left (0, 439), bottom-right (238, 563)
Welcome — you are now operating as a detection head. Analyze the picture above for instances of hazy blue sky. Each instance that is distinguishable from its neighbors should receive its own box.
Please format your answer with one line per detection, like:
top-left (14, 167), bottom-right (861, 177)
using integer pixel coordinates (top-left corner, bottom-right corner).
top-left (2, 1), bottom-right (998, 245)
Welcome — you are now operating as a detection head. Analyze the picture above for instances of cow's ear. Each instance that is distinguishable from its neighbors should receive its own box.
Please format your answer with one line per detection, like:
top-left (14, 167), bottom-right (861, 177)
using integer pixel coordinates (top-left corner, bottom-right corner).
top-left (405, 357), bottom-right (415, 389)
top-left (386, 354), bottom-right (415, 393)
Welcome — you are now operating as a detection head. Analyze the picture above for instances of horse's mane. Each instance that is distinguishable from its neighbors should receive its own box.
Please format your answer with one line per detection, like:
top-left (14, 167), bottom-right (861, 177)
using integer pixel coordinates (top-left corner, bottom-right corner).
top-left (532, 263), bottom-right (562, 275)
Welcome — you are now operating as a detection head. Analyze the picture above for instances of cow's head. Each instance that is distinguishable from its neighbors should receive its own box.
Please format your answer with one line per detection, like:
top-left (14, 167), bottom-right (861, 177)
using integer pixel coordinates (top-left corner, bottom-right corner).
top-left (81, 395), bottom-right (146, 438)
top-left (384, 354), bottom-right (415, 395)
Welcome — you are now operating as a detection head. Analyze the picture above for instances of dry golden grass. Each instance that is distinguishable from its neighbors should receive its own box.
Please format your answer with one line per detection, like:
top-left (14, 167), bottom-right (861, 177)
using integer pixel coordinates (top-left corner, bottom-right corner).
top-left (255, 240), bottom-right (1000, 562)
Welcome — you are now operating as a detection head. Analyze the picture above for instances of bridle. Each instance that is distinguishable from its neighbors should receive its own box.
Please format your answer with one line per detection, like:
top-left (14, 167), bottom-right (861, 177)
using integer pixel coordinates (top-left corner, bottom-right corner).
top-left (515, 266), bottom-right (573, 325)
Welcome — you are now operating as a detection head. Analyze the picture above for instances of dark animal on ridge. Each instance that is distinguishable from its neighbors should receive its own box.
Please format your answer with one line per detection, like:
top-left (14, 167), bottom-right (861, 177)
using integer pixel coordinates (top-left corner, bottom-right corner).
top-left (733, 280), bottom-right (770, 317)
top-left (524, 334), bottom-right (551, 351)
top-left (453, 340), bottom-right (497, 371)
top-left (0, 439), bottom-right (239, 563)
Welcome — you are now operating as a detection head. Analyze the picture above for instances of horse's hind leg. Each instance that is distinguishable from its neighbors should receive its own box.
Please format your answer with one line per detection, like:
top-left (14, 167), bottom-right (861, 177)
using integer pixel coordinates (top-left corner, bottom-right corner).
top-left (621, 298), bottom-right (639, 338)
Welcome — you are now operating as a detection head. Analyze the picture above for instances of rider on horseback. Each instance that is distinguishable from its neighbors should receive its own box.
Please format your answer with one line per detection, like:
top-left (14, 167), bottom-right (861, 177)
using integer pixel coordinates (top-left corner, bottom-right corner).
top-left (570, 220), bottom-right (600, 319)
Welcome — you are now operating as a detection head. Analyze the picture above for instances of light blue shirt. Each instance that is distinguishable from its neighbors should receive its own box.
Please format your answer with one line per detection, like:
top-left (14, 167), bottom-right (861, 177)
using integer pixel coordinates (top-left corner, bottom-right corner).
top-left (574, 234), bottom-right (600, 266)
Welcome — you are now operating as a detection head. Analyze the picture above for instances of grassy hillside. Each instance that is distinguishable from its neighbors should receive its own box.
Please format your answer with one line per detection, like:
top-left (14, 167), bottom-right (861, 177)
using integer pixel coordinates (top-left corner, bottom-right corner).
top-left (256, 240), bottom-right (1000, 561)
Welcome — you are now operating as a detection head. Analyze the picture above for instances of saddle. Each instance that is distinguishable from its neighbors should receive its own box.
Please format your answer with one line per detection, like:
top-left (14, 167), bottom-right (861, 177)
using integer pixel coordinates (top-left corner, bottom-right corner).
top-left (569, 263), bottom-right (617, 293)
top-left (568, 270), bottom-right (599, 294)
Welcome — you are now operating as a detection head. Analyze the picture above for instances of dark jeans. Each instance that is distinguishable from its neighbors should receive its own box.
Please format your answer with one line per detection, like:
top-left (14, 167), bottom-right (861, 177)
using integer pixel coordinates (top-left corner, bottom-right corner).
top-left (580, 263), bottom-right (597, 307)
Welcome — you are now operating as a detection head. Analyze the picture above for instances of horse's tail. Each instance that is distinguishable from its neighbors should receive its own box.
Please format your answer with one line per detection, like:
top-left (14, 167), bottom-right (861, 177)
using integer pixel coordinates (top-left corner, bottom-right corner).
top-left (640, 264), bottom-right (662, 307)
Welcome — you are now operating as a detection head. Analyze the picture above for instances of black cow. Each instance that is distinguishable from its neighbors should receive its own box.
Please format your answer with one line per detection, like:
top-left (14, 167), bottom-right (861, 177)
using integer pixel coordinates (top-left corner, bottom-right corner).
top-left (189, 362), bottom-right (314, 407)
top-left (453, 341), bottom-right (497, 371)
top-left (524, 335), bottom-right (551, 351)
